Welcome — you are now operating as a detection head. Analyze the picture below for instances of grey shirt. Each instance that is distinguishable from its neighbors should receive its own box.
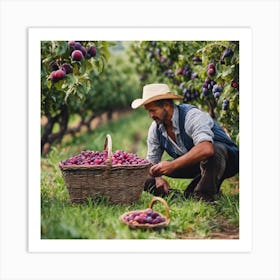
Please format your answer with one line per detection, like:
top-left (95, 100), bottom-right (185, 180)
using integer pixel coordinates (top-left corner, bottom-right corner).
top-left (146, 106), bottom-right (214, 163)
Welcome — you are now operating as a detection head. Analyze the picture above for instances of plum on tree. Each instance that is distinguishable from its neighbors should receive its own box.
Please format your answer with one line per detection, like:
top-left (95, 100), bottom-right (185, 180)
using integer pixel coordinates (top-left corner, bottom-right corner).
top-left (49, 69), bottom-right (66, 82)
top-left (71, 50), bottom-right (84, 61)
top-left (61, 63), bottom-right (73, 74)
top-left (87, 45), bottom-right (97, 57)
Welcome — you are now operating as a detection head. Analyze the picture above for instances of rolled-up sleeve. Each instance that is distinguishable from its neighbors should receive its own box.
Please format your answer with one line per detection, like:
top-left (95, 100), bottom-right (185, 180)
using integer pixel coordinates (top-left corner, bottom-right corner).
top-left (185, 108), bottom-right (214, 145)
top-left (146, 122), bottom-right (164, 164)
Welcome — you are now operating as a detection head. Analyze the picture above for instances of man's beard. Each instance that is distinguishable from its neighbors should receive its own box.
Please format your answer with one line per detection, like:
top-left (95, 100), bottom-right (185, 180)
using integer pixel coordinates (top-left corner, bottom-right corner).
top-left (152, 109), bottom-right (168, 124)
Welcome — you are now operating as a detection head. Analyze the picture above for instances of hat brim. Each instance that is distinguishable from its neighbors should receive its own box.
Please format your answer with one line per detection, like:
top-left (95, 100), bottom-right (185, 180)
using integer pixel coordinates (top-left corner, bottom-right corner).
top-left (131, 93), bottom-right (183, 109)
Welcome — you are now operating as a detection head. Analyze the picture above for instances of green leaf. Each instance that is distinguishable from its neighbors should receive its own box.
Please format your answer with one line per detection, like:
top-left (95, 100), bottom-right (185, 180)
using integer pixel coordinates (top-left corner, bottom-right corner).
top-left (55, 41), bottom-right (69, 56)
top-left (72, 62), bottom-right (80, 75)
top-left (221, 67), bottom-right (233, 78)
top-left (79, 59), bottom-right (87, 74)
top-left (47, 80), bottom-right (53, 89)
top-left (64, 83), bottom-right (76, 103)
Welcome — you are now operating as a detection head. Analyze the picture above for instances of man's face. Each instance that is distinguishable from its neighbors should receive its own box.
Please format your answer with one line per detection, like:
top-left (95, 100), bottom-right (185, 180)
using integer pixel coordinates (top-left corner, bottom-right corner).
top-left (144, 102), bottom-right (168, 124)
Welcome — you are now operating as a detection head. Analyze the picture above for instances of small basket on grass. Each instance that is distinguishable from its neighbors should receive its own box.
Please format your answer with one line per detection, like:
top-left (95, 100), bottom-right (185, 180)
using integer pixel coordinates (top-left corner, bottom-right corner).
top-left (59, 134), bottom-right (152, 204)
top-left (120, 197), bottom-right (170, 229)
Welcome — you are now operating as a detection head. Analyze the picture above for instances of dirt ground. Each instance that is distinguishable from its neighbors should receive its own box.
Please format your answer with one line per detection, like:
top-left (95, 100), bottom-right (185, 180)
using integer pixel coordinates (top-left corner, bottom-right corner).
top-left (209, 224), bottom-right (239, 239)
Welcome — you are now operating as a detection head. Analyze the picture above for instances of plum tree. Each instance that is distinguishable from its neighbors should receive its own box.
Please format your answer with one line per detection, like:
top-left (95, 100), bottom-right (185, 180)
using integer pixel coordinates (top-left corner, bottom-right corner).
top-left (41, 40), bottom-right (112, 153)
top-left (41, 41), bottom-right (141, 154)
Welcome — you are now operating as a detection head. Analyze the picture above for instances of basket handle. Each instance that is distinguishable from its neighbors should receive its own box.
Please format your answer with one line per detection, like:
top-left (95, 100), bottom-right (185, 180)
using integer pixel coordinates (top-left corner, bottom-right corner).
top-left (104, 134), bottom-right (113, 166)
top-left (149, 197), bottom-right (170, 221)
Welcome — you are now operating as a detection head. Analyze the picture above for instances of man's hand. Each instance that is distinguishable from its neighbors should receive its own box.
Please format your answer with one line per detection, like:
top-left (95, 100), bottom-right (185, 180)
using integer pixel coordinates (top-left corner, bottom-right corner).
top-left (149, 161), bottom-right (175, 177)
top-left (155, 176), bottom-right (171, 194)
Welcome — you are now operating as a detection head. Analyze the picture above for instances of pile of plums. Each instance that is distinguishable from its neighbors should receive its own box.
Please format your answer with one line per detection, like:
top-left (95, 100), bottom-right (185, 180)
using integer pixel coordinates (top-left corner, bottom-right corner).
top-left (61, 150), bottom-right (150, 166)
top-left (123, 208), bottom-right (166, 225)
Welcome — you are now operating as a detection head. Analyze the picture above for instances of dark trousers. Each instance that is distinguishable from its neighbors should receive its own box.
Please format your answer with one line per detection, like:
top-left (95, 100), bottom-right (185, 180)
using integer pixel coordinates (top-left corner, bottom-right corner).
top-left (144, 143), bottom-right (237, 197)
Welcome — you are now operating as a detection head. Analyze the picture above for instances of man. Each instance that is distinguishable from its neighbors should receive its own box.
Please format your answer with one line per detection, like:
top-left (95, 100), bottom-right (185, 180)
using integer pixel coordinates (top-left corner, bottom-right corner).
top-left (131, 83), bottom-right (239, 201)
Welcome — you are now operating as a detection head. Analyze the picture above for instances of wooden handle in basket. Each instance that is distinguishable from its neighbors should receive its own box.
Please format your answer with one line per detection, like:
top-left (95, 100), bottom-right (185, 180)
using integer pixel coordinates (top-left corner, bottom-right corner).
top-left (103, 134), bottom-right (113, 166)
top-left (149, 197), bottom-right (170, 221)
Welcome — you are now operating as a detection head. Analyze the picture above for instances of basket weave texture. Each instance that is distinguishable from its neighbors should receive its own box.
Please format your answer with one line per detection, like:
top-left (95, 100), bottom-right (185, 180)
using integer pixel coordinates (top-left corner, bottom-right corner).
top-left (120, 197), bottom-right (170, 229)
top-left (59, 134), bottom-right (152, 204)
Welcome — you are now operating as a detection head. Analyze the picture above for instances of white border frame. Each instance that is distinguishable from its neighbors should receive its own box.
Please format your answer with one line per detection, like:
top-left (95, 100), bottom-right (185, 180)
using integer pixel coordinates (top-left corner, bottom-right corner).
top-left (28, 27), bottom-right (252, 253)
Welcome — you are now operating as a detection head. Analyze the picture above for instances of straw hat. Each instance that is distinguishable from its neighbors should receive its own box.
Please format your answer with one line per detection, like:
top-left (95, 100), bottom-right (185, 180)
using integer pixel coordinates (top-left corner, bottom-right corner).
top-left (131, 83), bottom-right (183, 109)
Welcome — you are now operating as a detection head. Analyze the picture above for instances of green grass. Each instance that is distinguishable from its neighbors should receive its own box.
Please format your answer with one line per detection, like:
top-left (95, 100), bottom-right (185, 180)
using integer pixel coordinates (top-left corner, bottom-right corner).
top-left (41, 108), bottom-right (239, 239)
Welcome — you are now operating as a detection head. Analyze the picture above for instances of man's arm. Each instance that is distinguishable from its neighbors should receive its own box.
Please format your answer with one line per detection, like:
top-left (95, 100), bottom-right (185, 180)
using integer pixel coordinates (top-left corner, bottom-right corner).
top-left (149, 141), bottom-right (214, 177)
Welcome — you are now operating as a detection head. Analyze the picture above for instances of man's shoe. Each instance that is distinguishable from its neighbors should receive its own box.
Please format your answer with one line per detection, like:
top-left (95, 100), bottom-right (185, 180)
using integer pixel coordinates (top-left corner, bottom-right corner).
top-left (184, 175), bottom-right (201, 199)
top-left (193, 191), bottom-right (215, 203)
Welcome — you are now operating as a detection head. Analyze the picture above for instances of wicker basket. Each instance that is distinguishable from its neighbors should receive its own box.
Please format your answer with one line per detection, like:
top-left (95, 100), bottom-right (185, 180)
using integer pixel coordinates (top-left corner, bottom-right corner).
top-left (120, 197), bottom-right (170, 229)
top-left (59, 134), bottom-right (152, 204)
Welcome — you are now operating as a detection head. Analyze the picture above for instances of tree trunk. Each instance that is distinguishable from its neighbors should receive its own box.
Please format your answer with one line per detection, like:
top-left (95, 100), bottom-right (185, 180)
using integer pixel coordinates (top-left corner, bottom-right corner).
top-left (41, 105), bottom-right (69, 154)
